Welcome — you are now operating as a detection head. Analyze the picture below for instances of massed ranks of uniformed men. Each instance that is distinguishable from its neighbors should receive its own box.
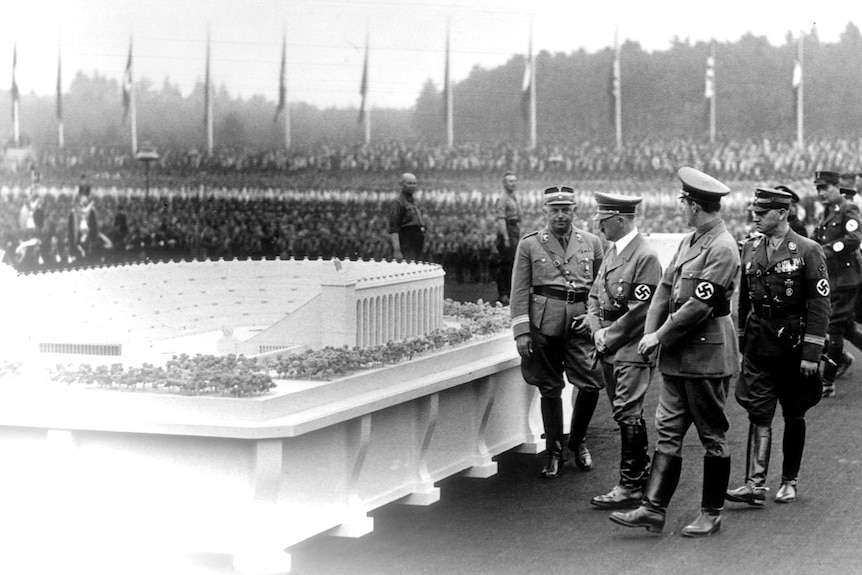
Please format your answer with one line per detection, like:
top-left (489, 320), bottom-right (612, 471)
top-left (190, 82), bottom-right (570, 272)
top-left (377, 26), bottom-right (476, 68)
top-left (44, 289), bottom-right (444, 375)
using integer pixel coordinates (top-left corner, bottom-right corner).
top-left (813, 170), bottom-right (862, 397)
top-left (726, 188), bottom-right (829, 508)
top-left (610, 167), bottom-right (739, 538)
top-left (587, 193), bottom-right (662, 509)
top-left (511, 186), bottom-right (605, 479)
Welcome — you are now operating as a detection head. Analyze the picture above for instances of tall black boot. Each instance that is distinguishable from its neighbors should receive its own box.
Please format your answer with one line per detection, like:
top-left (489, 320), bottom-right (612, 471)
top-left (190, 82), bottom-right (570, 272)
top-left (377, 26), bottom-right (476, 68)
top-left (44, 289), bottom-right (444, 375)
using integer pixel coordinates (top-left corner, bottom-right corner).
top-left (726, 423), bottom-right (771, 506)
top-left (591, 418), bottom-right (650, 509)
top-left (540, 397), bottom-right (564, 479)
top-left (682, 456), bottom-right (730, 538)
top-left (609, 451), bottom-right (682, 534)
top-left (777, 418), bottom-right (806, 503)
top-left (567, 390), bottom-right (599, 470)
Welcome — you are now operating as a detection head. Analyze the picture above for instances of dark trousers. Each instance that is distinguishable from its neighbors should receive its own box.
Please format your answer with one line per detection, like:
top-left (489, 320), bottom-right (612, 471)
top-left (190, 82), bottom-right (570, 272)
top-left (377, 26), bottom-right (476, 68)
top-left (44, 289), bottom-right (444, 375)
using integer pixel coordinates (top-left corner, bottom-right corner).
top-left (399, 227), bottom-right (425, 262)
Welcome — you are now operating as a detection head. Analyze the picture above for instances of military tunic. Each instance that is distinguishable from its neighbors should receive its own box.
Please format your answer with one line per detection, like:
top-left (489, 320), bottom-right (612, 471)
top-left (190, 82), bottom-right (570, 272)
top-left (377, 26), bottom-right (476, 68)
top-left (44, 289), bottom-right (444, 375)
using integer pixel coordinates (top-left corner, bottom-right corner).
top-left (736, 230), bottom-right (830, 421)
top-left (588, 234), bottom-right (662, 421)
top-left (813, 198), bottom-right (862, 379)
top-left (511, 224), bottom-right (604, 397)
top-left (646, 218), bottom-right (740, 458)
top-left (494, 191), bottom-right (521, 300)
top-left (388, 193), bottom-right (425, 261)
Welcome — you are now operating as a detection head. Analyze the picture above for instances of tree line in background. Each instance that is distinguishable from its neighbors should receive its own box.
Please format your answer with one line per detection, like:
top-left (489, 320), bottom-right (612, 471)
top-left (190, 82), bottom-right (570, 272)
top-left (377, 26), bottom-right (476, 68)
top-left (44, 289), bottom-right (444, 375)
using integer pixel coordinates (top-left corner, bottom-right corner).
top-left (3, 22), bottom-right (862, 151)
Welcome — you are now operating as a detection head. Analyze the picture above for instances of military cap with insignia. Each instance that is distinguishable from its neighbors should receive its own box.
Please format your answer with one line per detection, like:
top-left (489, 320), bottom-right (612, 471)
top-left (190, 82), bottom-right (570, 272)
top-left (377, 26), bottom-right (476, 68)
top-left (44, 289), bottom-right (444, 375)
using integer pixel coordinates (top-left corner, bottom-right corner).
top-left (748, 187), bottom-right (793, 213)
top-left (592, 192), bottom-right (643, 221)
top-left (543, 185), bottom-right (576, 205)
top-left (774, 185), bottom-right (800, 204)
top-left (677, 166), bottom-right (730, 204)
top-left (814, 171), bottom-right (840, 186)
top-left (840, 186), bottom-right (858, 199)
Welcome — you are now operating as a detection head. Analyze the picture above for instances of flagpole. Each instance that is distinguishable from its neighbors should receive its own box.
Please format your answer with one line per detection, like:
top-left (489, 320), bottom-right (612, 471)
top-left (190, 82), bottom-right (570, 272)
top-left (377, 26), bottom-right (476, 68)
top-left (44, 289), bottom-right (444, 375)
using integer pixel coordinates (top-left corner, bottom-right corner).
top-left (797, 34), bottom-right (804, 148)
top-left (445, 22), bottom-right (454, 148)
top-left (276, 29), bottom-right (290, 149)
top-left (205, 30), bottom-right (214, 156)
top-left (12, 43), bottom-right (20, 147)
top-left (613, 28), bottom-right (622, 151)
top-left (359, 28), bottom-right (371, 145)
top-left (708, 42), bottom-right (716, 144)
top-left (528, 23), bottom-right (536, 150)
top-left (129, 38), bottom-right (137, 155)
top-left (57, 35), bottom-right (64, 149)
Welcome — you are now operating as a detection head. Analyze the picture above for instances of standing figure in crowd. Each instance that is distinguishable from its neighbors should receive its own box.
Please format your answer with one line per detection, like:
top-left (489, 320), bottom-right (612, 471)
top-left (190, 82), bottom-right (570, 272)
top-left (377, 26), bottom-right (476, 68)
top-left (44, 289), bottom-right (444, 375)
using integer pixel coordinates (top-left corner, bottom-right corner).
top-left (775, 185), bottom-right (807, 238)
top-left (15, 182), bottom-right (45, 270)
top-left (388, 172), bottom-right (425, 261)
top-left (610, 167), bottom-right (739, 537)
top-left (68, 183), bottom-right (100, 264)
top-left (812, 171), bottom-right (862, 397)
top-left (726, 188), bottom-right (829, 508)
top-left (587, 192), bottom-right (662, 509)
top-left (510, 186), bottom-right (605, 478)
top-left (494, 171), bottom-right (521, 305)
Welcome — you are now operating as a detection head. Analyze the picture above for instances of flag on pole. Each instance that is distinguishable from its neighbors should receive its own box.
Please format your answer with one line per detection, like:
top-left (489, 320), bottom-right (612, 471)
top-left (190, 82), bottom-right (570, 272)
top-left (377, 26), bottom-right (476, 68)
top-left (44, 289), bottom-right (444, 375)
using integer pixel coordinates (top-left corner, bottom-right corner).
top-left (122, 41), bottom-right (133, 122)
top-left (275, 33), bottom-right (286, 122)
top-left (705, 42), bottom-right (716, 139)
top-left (358, 34), bottom-right (369, 125)
top-left (443, 24), bottom-right (454, 147)
top-left (521, 39), bottom-right (532, 123)
top-left (610, 41), bottom-right (620, 126)
top-left (792, 41), bottom-right (802, 118)
top-left (56, 49), bottom-right (63, 121)
top-left (204, 37), bottom-right (211, 128)
top-left (12, 43), bottom-right (20, 146)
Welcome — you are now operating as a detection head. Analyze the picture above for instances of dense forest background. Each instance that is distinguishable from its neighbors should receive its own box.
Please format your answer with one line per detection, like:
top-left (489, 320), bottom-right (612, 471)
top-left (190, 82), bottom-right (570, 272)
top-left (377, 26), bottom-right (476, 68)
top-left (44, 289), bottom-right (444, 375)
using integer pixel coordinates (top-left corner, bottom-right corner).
top-left (2, 23), bottom-right (862, 151)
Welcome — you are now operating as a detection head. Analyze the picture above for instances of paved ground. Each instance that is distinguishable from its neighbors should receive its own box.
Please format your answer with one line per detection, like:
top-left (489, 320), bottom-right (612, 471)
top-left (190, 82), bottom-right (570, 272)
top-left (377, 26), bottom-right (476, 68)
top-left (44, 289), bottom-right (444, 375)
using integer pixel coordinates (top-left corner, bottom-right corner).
top-left (287, 348), bottom-right (862, 575)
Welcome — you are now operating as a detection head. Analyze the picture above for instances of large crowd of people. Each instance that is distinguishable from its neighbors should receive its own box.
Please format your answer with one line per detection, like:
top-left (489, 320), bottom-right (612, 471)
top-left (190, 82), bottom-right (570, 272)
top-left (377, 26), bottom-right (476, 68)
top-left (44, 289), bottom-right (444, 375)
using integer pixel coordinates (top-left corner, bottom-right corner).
top-left (6, 137), bottom-right (862, 187)
top-left (2, 137), bottom-right (856, 279)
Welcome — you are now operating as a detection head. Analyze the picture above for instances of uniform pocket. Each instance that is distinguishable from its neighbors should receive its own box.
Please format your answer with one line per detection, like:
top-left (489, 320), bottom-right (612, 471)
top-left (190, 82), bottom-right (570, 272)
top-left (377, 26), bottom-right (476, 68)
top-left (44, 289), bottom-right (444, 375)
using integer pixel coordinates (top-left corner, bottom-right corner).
top-left (530, 294), bottom-right (548, 330)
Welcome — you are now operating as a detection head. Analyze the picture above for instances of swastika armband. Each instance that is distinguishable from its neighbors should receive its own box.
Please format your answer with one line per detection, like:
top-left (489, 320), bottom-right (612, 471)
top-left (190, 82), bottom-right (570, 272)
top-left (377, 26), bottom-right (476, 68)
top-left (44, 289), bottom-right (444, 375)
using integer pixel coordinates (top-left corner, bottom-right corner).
top-left (810, 278), bottom-right (831, 297)
top-left (692, 280), bottom-right (726, 306)
top-left (628, 283), bottom-right (656, 302)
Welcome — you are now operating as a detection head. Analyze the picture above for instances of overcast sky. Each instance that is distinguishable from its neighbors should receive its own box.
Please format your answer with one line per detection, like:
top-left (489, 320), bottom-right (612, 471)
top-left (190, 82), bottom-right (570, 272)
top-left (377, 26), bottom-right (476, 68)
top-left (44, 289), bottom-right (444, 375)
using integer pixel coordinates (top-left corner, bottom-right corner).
top-left (2, 0), bottom-right (859, 110)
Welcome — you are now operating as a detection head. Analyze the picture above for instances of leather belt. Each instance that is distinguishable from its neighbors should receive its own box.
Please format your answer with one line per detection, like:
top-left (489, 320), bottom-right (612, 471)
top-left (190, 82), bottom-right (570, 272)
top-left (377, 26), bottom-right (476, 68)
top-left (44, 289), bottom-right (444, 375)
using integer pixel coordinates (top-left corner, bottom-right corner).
top-left (751, 303), bottom-right (802, 320)
top-left (598, 307), bottom-right (626, 321)
top-left (532, 285), bottom-right (588, 304)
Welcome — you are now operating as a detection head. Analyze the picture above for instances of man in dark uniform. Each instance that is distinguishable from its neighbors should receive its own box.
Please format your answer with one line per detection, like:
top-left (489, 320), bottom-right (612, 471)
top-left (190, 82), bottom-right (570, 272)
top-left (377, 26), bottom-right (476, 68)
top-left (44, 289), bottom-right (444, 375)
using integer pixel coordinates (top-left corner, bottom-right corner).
top-left (775, 185), bottom-right (807, 238)
top-left (836, 174), bottom-right (862, 375)
top-left (812, 171), bottom-right (862, 397)
top-left (610, 167), bottom-right (739, 538)
top-left (588, 192), bottom-right (662, 509)
top-left (388, 172), bottom-right (425, 261)
top-left (494, 171), bottom-right (521, 305)
top-left (726, 188), bottom-right (829, 507)
top-left (511, 186), bottom-right (605, 478)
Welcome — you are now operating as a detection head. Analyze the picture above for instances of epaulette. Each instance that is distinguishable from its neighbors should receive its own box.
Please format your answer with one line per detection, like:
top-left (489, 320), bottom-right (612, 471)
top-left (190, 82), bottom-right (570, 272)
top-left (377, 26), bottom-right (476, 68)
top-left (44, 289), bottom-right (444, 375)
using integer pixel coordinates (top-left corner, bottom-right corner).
top-left (522, 231), bottom-right (539, 239)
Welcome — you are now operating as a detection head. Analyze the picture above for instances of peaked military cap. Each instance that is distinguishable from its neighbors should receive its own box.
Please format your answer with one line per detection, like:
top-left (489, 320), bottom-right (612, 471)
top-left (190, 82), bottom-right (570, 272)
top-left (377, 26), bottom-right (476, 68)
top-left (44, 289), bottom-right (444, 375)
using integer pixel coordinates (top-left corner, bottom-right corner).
top-left (840, 186), bottom-right (858, 198)
top-left (543, 185), bottom-right (576, 205)
top-left (677, 167), bottom-right (730, 203)
top-left (592, 192), bottom-right (642, 221)
top-left (748, 187), bottom-right (792, 213)
top-left (814, 171), bottom-right (840, 186)
top-left (774, 185), bottom-right (800, 203)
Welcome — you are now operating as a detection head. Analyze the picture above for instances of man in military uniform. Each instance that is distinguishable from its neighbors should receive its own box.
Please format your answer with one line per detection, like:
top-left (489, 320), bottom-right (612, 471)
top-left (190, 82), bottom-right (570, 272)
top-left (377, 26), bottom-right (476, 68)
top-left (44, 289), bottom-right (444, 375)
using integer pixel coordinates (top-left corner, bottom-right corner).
top-left (388, 172), bottom-right (425, 261)
top-left (511, 186), bottom-right (605, 478)
top-left (610, 167), bottom-right (738, 538)
top-left (812, 171), bottom-right (862, 397)
top-left (494, 171), bottom-right (521, 305)
top-left (725, 188), bottom-right (829, 508)
top-left (587, 192), bottom-right (662, 509)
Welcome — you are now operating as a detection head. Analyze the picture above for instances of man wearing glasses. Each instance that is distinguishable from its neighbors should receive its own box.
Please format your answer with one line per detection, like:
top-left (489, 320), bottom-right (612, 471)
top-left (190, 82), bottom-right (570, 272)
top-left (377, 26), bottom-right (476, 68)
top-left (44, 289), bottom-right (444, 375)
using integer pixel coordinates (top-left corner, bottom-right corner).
top-left (510, 186), bottom-right (604, 478)
top-left (812, 171), bottom-right (862, 397)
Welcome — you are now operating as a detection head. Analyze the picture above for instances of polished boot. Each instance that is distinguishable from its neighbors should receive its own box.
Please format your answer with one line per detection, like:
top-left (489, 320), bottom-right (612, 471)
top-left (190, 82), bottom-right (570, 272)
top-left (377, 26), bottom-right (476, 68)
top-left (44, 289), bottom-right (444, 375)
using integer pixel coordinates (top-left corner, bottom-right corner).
top-left (592, 419), bottom-right (650, 509)
top-left (836, 351), bottom-right (855, 379)
top-left (609, 451), bottom-right (682, 534)
top-left (682, 456), bottom-right (730, 538)
top-left (540, 397), bottom-right (564, 478)
top-left (726, 423), bottom-right (771, 506)
top-left (567, 390), bottom-right (599, 470)
top-left (776, 418), bottom-right (805, 503)
top-left (822, 353), bottom-right (838, 398)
